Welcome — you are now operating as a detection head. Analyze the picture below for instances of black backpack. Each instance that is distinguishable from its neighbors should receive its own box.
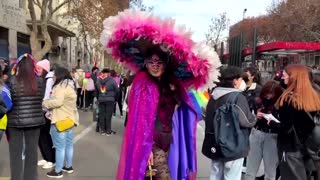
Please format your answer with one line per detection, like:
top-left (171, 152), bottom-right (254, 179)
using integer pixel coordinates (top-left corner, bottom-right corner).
top-left (202, 92), bottom-right (250, 161)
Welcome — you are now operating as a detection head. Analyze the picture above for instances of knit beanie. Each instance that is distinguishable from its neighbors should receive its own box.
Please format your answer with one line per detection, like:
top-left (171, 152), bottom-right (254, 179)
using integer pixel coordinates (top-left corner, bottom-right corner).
top-left (37, 59), bottom-right (50, 73)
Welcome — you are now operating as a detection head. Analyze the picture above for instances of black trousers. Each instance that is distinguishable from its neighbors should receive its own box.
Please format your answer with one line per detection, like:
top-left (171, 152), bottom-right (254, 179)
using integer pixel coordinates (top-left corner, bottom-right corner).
top-left (38, 116), bottom-right (55, 163)
top-left (124, 112), bottom-right (128, 127)
top-left (84, 90), bottom-right (94, 108)
top-left (99, 102), bottom-right (114, 133)
top-left (8, 127), bottom-right (40, 180)
top-left (114, 90), bottom-right (123, 115)
top-left (76, 88), bottom-right (84, 108)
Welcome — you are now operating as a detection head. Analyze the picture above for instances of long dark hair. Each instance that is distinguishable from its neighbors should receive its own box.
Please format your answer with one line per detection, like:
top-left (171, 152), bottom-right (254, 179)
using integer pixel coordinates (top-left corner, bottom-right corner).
top-left (16, 57), bottom-right (38, 95)
top-left (259, 81), bottom-right (283, 104)
top-left (53, 66), bottom-right (74, 88)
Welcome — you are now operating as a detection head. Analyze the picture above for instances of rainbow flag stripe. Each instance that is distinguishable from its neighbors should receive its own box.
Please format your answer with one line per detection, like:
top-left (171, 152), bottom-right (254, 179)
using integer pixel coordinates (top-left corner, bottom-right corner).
top-left (188, 90), bottom-right (210, 119)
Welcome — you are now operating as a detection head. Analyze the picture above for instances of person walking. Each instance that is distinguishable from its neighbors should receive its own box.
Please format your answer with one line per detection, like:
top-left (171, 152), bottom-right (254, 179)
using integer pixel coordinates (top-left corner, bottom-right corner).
top-left (74, 68), bottom-right (84, 109)
top-left (7, 53), bottom-right (45, 180)
top-left (275, 64), bottom-right (320, 180)
top-left (82, 72), bottom-right (95, 111)
top-left (96, 68), bottom-right (119, 135)
top-left (42, 66), bottom-right (79, 178)
top-left (36, 59), bottom-right (56, 169)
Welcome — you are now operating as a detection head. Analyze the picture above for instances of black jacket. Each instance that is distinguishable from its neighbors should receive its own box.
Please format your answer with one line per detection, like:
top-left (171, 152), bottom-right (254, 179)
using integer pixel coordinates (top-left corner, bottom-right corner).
top-left (271, 102), bottom-right (315, 152)
top-left (7, 77), bottom-right (45, 128)
top-left (243, 83), bottom-right (262, 113)
top-left (96, 76), bottom-right (119, 102)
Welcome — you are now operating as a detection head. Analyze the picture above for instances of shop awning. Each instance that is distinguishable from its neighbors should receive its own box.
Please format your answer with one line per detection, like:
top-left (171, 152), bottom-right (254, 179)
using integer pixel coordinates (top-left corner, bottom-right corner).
top-left (225, 41), bottom-right (320, 58)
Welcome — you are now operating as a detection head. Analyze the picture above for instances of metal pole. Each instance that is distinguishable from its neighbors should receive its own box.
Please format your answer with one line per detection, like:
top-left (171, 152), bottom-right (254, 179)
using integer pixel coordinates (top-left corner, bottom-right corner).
top-left (252, 27), bottom-right (257, 66)
top-left (240, 33), bottom-right (244, 67)
top-left (220, 41), bottom-right (224, 64)
top-left (69, 37), bottom-right (72, 66)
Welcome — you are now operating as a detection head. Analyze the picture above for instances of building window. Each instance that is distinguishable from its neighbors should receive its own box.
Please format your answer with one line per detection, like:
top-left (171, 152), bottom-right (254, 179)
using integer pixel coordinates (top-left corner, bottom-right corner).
top-left (19, 0), bottom-right (26, 9)
top-left (315, 56), bottom-right (320, 66)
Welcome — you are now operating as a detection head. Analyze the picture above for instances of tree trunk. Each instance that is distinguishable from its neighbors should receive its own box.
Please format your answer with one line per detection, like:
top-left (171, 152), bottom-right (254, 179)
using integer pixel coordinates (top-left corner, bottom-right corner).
top-left (32, 21), bottom-right (53, 61)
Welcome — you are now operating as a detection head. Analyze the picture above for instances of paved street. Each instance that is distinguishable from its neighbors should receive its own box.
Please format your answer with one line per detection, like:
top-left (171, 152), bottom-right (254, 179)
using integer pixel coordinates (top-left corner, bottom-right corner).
top-left (0, 110), bottom-right (211, 179)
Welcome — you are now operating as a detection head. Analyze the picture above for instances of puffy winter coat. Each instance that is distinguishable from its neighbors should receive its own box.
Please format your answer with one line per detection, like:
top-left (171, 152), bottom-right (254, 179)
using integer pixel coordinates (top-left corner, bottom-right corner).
top-left (7, 77), bottom-right (45, 128)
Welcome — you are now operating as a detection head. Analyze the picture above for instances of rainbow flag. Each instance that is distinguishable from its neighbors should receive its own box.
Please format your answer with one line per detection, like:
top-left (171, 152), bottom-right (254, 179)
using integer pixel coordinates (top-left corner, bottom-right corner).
top-left (188, 90), bottom-right (210, 119)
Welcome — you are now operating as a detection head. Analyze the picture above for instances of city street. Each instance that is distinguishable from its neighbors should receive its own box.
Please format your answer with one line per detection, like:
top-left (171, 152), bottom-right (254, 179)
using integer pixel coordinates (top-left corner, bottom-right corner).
top-left (0, 110), bottom-right (211, 179)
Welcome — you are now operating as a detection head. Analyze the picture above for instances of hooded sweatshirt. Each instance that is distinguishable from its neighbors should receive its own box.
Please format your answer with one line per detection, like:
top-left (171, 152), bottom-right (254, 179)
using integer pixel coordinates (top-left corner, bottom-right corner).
top-left (202, 87), bottom-right (256, 161)
top-left (96, 74), bottom-right (119, 102)
top-left (209, 87), bottom-right (256, 128)
top-left (44, 71), bottom-right (54, 100)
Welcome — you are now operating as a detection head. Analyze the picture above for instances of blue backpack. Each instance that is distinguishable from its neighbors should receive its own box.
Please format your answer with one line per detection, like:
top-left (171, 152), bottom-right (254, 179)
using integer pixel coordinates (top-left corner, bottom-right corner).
top-left (202, 92), bottom-right (250, 161)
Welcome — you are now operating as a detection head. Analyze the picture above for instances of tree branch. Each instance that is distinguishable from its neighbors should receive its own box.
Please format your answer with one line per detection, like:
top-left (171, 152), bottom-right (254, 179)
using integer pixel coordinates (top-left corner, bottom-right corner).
top-left (49, 0), bottom-right (72, 19)
top-left (32, 0), bottom-right (41, 9)
top-left (28, 0), bottom-right (38, 32)
top-left (40, 0), bottom-right (48, 22)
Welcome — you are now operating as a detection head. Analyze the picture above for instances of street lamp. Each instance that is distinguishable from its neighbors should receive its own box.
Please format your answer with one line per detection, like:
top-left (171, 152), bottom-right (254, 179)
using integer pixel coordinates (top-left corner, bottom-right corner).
top-left (243, 8), bottom-right (247, 20)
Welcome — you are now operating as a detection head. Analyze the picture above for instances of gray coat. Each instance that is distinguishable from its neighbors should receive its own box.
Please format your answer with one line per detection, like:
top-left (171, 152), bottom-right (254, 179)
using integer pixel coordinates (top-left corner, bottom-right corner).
top-left (96, 76), bottom-right (119, 102)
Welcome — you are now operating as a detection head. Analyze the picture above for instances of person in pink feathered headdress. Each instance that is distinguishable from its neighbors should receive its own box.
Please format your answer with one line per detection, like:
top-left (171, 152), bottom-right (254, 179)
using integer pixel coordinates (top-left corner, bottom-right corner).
top-left (117, 46), bottom-right (199, 179)
top-left (100, 9), bottom-right (221, 180)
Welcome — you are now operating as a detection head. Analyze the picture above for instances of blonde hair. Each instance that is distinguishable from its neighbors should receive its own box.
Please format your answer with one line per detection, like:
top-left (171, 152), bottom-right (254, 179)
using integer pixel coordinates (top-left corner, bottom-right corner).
top-left (276, 64), bottom-right (320, 111)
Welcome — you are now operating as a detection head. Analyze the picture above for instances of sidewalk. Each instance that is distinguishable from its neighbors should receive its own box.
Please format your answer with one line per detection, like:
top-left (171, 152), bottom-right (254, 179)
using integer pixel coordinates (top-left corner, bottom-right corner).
top-left (0, 111), bottom-right (211, 179)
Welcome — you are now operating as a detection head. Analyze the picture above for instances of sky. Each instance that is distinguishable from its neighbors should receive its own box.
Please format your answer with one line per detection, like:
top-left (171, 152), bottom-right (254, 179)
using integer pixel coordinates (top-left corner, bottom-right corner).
top-left (143, 0), bottom-right (273, 41)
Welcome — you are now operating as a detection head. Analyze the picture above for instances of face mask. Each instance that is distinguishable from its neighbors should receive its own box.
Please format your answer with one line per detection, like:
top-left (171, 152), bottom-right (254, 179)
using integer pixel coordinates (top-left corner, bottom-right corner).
top-left (238, 80), bottom-right (247, 92)
top-left (262, 98), bottom-right (274, 109)
top-left (280, 79), bottom-right (287, 89)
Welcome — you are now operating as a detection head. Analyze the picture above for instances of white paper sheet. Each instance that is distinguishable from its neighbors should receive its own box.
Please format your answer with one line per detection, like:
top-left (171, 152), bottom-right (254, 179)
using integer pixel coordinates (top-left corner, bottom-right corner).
top-left (262, 113), bottom-right (280, 123)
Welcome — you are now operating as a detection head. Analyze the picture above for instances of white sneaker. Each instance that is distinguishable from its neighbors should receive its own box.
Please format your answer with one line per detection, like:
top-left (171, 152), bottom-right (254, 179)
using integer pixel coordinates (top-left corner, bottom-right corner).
top-left (38, 160), bottom-right (47, 166)
top-left (42, 162), bottom-right (55, 169)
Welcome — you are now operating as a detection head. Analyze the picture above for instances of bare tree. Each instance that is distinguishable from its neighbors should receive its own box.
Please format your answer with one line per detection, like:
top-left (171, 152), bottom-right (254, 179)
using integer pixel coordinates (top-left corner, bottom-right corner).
top-left (129, 0), bottom-right (153, 11)
top-left (28, 0), bottom-right (73, 60)
top-left (66, 0), bottom-right (129, 69)
top-left (267, 0), bottom-right (320, 42)
top-left (205, 12), bottom-right (230, 51)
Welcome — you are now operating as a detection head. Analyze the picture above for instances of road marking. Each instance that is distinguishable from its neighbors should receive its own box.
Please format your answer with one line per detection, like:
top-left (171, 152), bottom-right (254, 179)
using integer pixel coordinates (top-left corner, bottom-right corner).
top-left (74, 122), bottom-right (95, 144)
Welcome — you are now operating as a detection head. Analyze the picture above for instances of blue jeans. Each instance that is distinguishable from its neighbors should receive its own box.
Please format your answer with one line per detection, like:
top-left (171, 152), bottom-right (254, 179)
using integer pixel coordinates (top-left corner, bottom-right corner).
top-left (210, 158), bottom-right (244, 180)
top-left (50, 125), bottom-right (74, 173)
top-left (244, 128), bottom-right (278, 180)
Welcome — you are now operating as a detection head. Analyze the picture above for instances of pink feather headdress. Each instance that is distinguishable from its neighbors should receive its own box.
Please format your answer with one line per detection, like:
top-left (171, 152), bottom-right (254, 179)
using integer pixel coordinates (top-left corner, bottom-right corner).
top-left (100, 10), bottom-right (221, 89)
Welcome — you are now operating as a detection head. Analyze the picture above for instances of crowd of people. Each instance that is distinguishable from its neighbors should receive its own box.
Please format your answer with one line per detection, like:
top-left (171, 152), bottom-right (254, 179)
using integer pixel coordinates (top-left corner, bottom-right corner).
top-left (202, 65), bottom-right (320, 180)
top-left (0, 51), bottom-right (319, 180)
top-left (0, 54), bottom-right (129, 179)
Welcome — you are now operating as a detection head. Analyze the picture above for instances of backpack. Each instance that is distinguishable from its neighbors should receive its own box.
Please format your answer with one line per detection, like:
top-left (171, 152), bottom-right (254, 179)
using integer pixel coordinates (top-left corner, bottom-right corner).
top-left (202, 92), bottom-right (250, 161)
top-left (85, 78), bottom-right (95, 91)
top-left (77, 73), bottom-right (84, 88)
